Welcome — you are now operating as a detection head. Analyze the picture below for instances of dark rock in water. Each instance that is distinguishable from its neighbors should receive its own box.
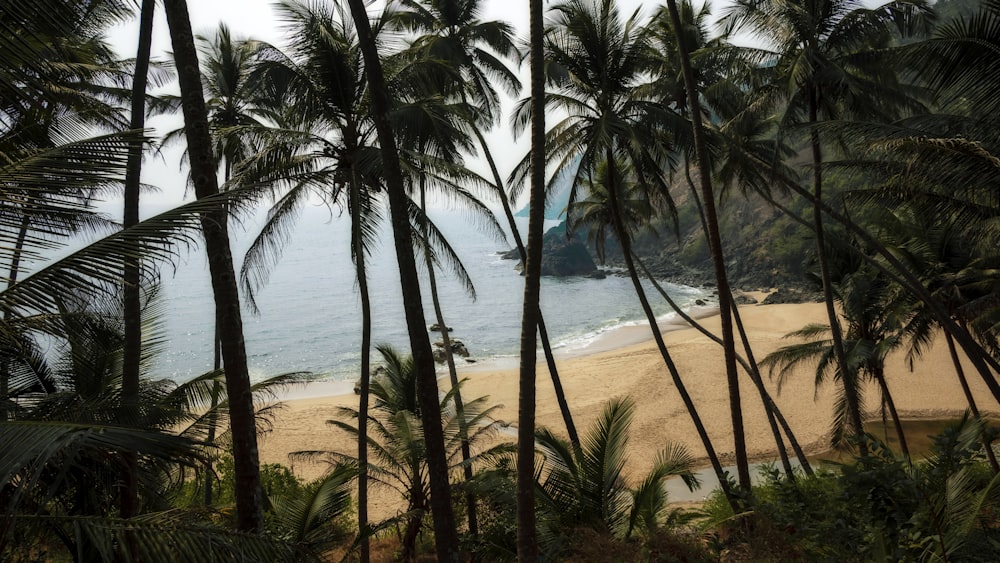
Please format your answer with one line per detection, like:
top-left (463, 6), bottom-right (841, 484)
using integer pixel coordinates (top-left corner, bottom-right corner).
top-left (500, 220), bottom-right (597, 277)
top-left (432, 339), bottom-right (471, 363)
top-left (734, 294), bottom-right (758, 305)
top-left (465, 358), bottom-right (477, 363)
top-left (586, 270), bottom-right (607, 279)
top-left (762, 287), bottom-right (823, 305)
top-left (429, 323), bottom-right (452, 332)
top-left (695, 299), bottom-right (707, 306)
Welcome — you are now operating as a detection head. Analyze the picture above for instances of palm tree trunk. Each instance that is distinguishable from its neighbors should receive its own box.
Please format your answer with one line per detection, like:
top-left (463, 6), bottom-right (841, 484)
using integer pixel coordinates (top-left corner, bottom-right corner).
top-left (807, 87), bottom-right (866, 454)
top-left (162, 0), bottom-right (263, 532)
top-left (419, 180), bottom-right (478, 539)
top-left (469, 120), bottom-right (580, 450)
top-left (604, 152), bottom-right (734, 508)
top-left (872, 366), bottom-right (909, 460)
top-left (945, 331), bottom-right (999, 472)
top-left (344, 2), bottom-right (459, 559)
top-left (634, 253), bottom-right (813, 477)
top-left (120, 0), bottom-right (154, 523)
top-left (681, 160), bottom-right (806, 478)
top-left (664, 0), bottom-right (750, 492)
top-left (203, 159), bottom-right (231, 507)
top-left (517, 0), bottom-right (545, 558)
top-left (1, 213), bottom-right (31, 418)
top-left (351, 167), bottom-right (373, 563)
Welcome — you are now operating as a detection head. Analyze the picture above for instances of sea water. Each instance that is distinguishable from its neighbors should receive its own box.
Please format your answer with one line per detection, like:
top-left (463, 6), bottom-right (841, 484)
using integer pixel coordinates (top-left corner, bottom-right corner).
top-left (39, 201), bottom-right (709, 388)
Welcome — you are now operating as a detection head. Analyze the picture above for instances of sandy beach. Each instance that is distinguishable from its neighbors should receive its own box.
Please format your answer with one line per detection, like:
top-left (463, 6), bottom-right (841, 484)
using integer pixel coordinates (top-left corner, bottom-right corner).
top-left (257, 297), bottom-right (995, 516)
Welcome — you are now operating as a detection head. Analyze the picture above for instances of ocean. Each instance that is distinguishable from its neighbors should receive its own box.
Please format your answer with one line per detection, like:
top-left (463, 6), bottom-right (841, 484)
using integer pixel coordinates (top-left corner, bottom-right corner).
top-left (60, 201), bottom-right (709, 388)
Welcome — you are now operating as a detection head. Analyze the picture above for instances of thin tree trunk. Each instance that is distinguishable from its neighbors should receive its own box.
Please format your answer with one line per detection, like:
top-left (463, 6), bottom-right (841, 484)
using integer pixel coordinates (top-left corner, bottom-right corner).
top-left (351, 161), bottom-right (373, 563)
top-left (120, 0), bottom-right (154, 523)
top-left (469, 122), bottom-right (580, 450)
top-left (681, 162), bottom-right (805, 478)
top-left (872, 366), bottom-right (909, 461)
top-left (162, 0), bottom-right (263, 532)
top-left (420, 181), bottom-right (478, 539)
top-left (204, 159), bottom-right (231, 507)
top-left (517, 0), bottom-right (545, 558)
top-left (945, 331), bottom-right (999, 472)
top-left (633, 253), bottom-right (813, 477)
top-left (344, 2), bottom-right (459, 559)
top-left (807, 87), bottom-right (866, 454)
top-left (1, 214), bottom-right (32, 417)
top-left (664, 0), bottom-right (750, 492)
top-left (604, 152), bottom-right (734, 508)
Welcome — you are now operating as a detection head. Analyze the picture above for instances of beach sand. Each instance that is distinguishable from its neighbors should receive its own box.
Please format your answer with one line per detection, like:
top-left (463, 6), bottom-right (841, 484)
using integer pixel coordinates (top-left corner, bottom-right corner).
top-left (257, 298), bottom-right (995, 517)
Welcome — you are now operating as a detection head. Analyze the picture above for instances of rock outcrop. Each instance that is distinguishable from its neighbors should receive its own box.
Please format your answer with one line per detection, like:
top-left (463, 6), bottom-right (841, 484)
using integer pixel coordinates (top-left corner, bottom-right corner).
top-left (501, 220), bottom-right (599, 277)
top-left (432, 339), bottom-right (470, 364)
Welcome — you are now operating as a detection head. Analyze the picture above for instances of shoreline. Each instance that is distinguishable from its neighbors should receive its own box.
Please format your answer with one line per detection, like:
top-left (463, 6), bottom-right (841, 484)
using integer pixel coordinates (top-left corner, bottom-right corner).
top-left (258, 298), bottom-right (995, 515)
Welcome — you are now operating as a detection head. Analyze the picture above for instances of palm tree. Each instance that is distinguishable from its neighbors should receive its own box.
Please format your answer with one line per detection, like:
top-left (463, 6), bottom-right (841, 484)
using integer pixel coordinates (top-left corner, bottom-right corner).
top-left (121, 0), bottom-right (155, 523)
top-left (523, 0), bottom-right (736, 503)
top-left (390, 0), bottom-right (582, 448)
top-left (395, 0), bottom-right (581, 452)
top-left (517, 0), bottom-right (546, 557)
top-left (569, 155), bottom-right (731, 496)
top-left (161, 0), bottom-right (263, 532)
top-left (720, 0), bottom-right (932, 451)
top-left (344, 1), bottom-right (461, 558)
top-left (534, 397), bottom-right (698, 556)
top-left (651, 0), bottom-right (774, 489)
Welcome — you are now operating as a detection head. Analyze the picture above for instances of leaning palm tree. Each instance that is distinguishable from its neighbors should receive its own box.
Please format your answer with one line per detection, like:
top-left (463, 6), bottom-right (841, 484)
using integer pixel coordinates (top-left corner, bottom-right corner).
top-left (161, 0), bottom-right (263, 532)
top-left (344, 1), bottom-right (461, 558)
top-left (390, 0), bottom-right (582, 448)
top-left (719, 0), bottom-right (933, 450)
top-left (519, 0), bottom-right (734, 502)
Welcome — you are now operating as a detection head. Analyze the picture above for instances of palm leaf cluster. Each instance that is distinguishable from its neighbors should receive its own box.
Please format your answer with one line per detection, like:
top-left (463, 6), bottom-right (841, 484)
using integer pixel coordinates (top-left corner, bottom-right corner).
top-left (5, 0), bottom-right (1000, 559)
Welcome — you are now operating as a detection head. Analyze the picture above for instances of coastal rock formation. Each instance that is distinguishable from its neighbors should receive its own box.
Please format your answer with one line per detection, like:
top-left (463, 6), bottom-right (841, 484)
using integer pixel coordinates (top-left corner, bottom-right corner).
top-left (761, 287), bottom-right (823, 305)
top-left (501, 220), bottom-right (598, 277)
top-left (432, 339), bottom-right (470, 363)
top-left (429, 323), bottom-right (452, 332)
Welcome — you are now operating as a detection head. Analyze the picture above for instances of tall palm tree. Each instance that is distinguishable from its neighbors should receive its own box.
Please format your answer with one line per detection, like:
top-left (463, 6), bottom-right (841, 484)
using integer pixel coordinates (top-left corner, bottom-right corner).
top-left (520, 0), bottom-right (736, 502)
top-left (517, 0), bottom-right (546, 557)
top-left (720, 0), bottom-right (932, 450)
top-left (391, 0), bottom-right (582, 452)
top-left (653, 0), bottom-right (767, 490)
top-left (232, 4), bottom-right (493, 552)
top-left (344, 0), bottom-right (461, 558)
top-left (121, 0), bottom-right (155, 523)
top-left (161, 0), bottom-right (263, 532)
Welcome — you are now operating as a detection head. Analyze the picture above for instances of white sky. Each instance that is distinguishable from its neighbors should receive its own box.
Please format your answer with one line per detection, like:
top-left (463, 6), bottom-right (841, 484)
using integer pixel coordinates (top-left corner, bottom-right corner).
top-left (103, 0), bottom-right (709, 211)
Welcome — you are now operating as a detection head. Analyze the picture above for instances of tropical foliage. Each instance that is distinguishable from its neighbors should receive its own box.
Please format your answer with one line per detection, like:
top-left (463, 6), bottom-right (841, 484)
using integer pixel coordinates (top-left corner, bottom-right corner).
top-left (3, 0), bottom-right (1000, 560)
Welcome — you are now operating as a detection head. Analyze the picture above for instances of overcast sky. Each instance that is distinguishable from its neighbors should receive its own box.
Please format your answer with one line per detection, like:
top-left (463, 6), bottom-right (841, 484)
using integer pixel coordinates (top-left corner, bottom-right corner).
top-left (103, 0), bottom-right (707, 211)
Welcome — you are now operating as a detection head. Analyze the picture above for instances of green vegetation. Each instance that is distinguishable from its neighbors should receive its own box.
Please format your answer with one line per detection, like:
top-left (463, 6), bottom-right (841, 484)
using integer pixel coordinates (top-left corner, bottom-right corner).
top-left (3, 0), bottom-right (1000, 560)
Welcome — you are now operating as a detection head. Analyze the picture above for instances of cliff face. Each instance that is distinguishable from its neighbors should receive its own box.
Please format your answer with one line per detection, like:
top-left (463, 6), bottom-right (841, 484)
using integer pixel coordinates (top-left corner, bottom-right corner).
top-left (586, 175), bottom-right (819, 292)
top-left (501, 173), bottom-right (819, 292)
